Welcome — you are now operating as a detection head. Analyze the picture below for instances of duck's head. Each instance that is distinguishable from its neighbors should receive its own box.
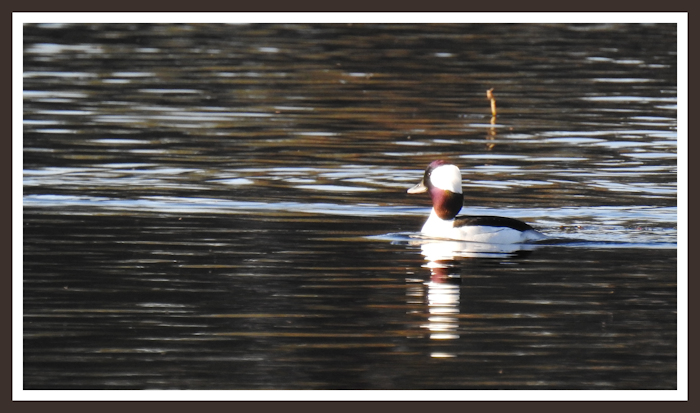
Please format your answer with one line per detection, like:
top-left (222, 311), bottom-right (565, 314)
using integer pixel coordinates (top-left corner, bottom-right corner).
top-left (407, 160), bottom-right (464, 220)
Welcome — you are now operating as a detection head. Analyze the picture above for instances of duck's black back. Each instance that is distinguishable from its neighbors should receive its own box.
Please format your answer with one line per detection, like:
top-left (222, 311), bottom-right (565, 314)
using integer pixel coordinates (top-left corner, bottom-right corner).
top-left (453, 215), bottom-right (535, 232)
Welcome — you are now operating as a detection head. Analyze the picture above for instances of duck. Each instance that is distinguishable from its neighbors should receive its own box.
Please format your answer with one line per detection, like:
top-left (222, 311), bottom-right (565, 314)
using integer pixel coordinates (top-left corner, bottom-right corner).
top-left (407, 160), bottom-right (546, 244)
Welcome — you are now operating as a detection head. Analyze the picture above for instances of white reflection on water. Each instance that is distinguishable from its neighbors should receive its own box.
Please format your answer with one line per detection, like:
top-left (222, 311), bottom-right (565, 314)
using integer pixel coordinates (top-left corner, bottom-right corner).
top-left (25, 192), bottom-right (677, 247)
top-left (409, 237), bottom-right (540, 357)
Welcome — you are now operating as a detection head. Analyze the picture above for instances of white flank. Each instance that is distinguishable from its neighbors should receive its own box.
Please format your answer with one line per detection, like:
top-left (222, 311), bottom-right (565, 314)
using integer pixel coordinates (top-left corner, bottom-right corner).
top-left (421, 209), bottom-right (546, 244)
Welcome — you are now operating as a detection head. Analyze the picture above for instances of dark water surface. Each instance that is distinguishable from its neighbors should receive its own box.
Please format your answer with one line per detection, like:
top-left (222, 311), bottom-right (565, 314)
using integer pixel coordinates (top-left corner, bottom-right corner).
top-left (22, 23), bottom-right (678, 391)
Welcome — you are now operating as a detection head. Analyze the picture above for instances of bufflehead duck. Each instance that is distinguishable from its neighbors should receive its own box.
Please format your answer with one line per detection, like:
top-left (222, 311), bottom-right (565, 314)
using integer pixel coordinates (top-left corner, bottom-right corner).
top-left (408, 160), bottom-right (546, 244)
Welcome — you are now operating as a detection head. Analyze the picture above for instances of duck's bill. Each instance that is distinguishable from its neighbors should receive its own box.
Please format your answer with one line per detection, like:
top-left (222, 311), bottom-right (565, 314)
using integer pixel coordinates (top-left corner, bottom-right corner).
top-left (407, 181), bottom-right (428, 194)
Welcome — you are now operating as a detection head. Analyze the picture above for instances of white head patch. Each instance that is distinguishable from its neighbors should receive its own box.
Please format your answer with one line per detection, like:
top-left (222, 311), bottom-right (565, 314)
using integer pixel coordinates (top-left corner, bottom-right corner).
top-left (430, 164), bottom-right (462, 194)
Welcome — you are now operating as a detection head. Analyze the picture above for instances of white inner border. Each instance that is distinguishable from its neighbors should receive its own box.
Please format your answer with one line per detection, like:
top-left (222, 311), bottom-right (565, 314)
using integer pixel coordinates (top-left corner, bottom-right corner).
top-left (13, 12), bottom-right (688, 402)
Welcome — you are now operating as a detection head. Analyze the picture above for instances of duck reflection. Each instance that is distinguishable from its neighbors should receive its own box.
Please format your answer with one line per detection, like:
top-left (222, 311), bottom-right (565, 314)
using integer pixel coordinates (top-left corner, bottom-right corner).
top-left (422, 259), bottom-right (461, 341)
top-left (407, 238), bottom-right (538, 357)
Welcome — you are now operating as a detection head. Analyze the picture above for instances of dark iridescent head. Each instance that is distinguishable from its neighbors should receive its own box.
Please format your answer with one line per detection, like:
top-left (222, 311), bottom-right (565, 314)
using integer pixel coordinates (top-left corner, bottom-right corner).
top-left (407, 160), bottom-right (464, 220)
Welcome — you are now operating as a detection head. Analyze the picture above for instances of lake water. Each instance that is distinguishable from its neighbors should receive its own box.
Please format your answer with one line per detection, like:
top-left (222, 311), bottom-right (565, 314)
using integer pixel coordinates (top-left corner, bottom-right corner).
top-left (21, 23), bottom-right (680, 393)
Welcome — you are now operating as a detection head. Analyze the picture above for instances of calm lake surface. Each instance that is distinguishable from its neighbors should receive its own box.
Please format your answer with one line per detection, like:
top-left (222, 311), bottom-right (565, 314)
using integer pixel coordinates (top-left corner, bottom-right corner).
top-left (22, 23), bottom-right (678, 391)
